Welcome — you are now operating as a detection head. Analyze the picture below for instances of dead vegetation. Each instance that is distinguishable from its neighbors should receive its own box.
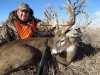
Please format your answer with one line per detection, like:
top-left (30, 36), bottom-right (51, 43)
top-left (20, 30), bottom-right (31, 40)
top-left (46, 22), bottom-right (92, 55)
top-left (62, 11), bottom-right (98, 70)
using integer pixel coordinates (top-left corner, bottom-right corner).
top-left (82, 28), bottom-right (100, 48)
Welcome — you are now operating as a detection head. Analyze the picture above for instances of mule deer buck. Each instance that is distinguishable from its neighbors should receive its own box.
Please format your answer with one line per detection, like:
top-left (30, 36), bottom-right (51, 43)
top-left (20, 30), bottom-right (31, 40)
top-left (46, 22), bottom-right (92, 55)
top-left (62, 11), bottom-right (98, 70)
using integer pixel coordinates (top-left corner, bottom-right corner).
top-left (0, 0), bottom-right (82, 74)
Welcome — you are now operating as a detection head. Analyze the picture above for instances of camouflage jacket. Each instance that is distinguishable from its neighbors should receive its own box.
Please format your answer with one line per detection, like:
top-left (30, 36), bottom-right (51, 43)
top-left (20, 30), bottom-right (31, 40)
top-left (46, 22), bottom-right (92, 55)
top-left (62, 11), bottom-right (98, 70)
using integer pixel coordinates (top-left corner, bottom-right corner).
top-left (0, 9), bottom-right (52, 45)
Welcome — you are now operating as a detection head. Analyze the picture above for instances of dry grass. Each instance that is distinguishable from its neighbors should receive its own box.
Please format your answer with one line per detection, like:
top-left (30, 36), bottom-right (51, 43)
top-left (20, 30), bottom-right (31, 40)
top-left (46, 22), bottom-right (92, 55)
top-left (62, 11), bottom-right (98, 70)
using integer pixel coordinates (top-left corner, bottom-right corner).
top-left (82, 28), bottom-right (100, 48)
top-left (65, 28), bottom-right (100, 75)
top-left (7, 28), bottom-right (100, 75)
top-left (66, 52), bottom-right (100, 75)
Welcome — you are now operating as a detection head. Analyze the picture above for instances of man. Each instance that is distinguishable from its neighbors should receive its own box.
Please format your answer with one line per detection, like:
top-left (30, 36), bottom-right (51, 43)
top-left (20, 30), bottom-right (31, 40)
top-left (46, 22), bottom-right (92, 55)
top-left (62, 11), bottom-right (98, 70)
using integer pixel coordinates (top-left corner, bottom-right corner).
top-left (0, 3), bottom-right (55, 45)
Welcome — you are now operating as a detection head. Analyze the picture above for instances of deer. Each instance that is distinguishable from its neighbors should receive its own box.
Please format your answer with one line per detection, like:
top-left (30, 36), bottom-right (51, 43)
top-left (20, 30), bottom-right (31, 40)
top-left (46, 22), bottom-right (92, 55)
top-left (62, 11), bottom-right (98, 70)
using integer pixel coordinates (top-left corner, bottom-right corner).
top-left (0, 0), bottom-right (82, 74)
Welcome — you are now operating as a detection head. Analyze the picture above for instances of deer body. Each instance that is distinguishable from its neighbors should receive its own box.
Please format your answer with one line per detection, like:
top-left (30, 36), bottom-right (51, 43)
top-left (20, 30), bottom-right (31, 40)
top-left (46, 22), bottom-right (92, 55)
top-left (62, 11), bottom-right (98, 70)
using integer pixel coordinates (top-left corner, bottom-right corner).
top-left (0, 38), bottom-right (49, 74)
top-left (0, 37), bottom-right (55, 74)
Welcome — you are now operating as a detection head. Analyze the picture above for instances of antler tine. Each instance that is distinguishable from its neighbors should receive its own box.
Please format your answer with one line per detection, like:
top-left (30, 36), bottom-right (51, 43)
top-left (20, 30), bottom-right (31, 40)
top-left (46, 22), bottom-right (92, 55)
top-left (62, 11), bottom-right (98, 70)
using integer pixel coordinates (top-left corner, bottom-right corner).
top-left (60, 17), bottom-right (67, 25)
top-left (40, 5), bottom-right (57, 26)
top-left (53, 11), bottom-right (59, 32)
top-left (44, 11), bottom-right (53, 25)
top-left (41, 7), bottom-right (59, 33)
top-left (61, 0), bottom-right (75, 33)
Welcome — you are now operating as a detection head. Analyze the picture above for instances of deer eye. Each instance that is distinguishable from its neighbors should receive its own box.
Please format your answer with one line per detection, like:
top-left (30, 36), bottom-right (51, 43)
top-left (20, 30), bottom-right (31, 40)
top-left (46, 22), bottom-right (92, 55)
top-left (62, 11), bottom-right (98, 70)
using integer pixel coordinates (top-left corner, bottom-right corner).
top-left (61, 39), bottom-right (65, 42)
top-left (60, 38), bottom-right (66, 45)
top-left (61, 37), bottom-right (66, 42)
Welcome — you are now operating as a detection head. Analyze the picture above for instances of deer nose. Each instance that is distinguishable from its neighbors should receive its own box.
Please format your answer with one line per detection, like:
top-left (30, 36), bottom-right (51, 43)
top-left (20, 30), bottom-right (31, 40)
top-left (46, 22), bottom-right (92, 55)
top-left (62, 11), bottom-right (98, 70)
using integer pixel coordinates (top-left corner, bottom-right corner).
top-left (51, 49), bottom-right (58, 55)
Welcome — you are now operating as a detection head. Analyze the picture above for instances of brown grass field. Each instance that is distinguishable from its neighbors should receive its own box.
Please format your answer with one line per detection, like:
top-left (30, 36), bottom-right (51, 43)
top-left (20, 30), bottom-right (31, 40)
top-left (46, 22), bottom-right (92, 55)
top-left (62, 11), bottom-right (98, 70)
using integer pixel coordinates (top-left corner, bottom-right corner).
top-left (7, 28), bottom-right (100, 75)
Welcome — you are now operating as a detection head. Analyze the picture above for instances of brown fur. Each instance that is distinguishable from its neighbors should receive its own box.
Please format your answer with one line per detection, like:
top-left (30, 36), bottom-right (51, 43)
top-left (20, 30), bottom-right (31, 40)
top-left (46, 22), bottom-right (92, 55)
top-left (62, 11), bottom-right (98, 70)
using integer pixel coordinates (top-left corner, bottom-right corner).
top-left (0, 38), bottom-right (48, 74)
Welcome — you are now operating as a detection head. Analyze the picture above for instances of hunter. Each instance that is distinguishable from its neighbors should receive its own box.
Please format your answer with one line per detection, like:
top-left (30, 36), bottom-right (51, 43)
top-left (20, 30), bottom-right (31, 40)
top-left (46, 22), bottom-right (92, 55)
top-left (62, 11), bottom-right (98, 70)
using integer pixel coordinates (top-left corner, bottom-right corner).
top-left (0, 2), bottom-right (56, 45)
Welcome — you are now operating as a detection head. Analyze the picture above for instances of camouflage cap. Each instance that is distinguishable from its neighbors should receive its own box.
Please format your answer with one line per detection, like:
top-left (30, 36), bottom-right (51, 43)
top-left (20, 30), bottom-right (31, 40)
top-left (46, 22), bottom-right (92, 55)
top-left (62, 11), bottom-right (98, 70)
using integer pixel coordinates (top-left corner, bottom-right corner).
top-left (18, 3), bottom-right (30, 11)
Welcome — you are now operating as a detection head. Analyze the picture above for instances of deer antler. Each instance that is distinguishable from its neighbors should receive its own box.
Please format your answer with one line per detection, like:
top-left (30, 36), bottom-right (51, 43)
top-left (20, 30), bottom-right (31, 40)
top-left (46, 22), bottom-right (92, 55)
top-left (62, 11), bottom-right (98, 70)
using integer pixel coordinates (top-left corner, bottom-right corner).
top-left (61, 0), bottom-right (75, 34)
top-left (39, 0), bottom-right (75, 34)
top-left (40, 4), bottom-right (59, 32)
top-left (52, 11), bottom-right (59, 32)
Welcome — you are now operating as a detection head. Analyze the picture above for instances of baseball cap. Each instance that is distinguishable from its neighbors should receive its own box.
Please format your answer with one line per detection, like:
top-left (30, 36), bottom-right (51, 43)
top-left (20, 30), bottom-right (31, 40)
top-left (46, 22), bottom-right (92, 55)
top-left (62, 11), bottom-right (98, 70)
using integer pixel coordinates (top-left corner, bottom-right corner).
top-left (18, 3), bottom-right (30, 11)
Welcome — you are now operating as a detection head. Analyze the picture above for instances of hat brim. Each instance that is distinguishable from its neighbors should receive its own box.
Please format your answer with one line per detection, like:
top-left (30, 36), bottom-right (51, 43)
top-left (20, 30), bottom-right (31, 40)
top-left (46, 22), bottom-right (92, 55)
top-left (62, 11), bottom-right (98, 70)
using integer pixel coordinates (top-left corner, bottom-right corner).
top-left (19, 8), bottom-right (30, 11)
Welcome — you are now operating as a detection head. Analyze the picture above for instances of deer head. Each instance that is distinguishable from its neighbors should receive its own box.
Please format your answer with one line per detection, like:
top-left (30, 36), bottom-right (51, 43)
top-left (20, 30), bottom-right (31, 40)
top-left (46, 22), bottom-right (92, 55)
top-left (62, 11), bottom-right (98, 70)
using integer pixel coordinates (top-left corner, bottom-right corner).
top-left (39, 0), bottom-right (80, 55)
top-left (46, 0), bottom-right (77, 55)
top-left (51, 28), bottom-right (82, 55)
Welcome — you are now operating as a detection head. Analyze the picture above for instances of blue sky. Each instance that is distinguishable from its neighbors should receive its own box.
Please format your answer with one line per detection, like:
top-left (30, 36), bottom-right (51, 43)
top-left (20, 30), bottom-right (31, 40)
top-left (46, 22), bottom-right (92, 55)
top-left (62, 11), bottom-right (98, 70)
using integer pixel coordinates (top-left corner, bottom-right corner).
top-left (0, 0), bottom-right (100, 21)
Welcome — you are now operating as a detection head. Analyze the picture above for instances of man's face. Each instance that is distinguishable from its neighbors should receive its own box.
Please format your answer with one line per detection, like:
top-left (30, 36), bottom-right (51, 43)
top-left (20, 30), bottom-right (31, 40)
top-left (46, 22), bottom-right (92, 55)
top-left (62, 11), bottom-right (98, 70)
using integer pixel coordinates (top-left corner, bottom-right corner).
top-left (17, 9), bottom-right (30, 22)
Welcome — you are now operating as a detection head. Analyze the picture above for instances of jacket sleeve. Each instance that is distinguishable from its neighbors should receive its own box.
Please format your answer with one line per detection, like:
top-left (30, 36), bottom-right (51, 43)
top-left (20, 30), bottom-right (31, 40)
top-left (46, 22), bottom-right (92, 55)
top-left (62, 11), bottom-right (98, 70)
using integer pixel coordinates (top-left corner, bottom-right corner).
top-left (0, 25), bottom-right (10, 45)
top-left (0, 20), bottom-right (19, 45)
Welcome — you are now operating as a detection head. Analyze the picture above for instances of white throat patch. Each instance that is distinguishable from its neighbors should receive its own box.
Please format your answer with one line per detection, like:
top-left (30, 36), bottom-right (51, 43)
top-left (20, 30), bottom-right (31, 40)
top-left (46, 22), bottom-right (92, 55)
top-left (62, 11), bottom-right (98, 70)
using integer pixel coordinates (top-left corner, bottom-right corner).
top-left (66, 45), bottom-right (76, 53)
